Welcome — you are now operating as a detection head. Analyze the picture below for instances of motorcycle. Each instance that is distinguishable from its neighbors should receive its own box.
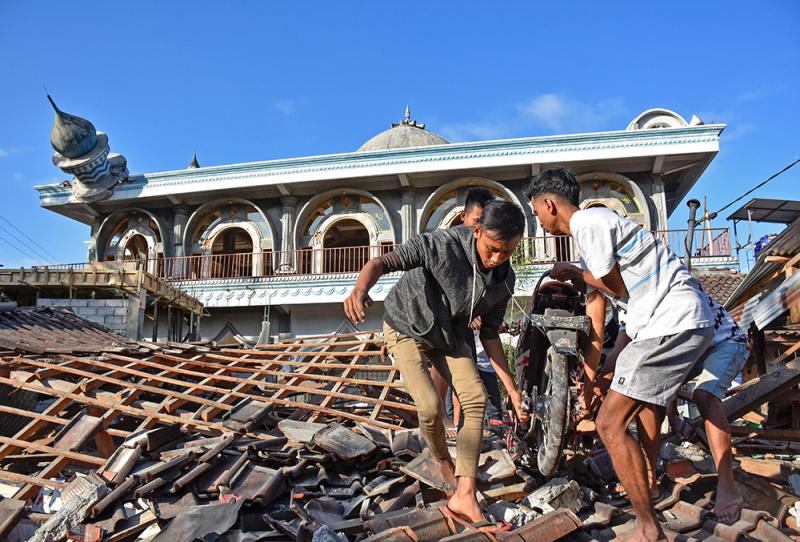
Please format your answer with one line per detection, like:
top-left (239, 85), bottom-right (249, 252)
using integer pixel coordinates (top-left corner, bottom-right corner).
top-left (509, 271), bottom-right (618, 476)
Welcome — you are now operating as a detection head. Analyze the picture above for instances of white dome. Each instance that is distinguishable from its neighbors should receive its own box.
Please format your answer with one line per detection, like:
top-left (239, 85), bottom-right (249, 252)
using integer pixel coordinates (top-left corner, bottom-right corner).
top-left (357, 106), bottom-right (450, 152)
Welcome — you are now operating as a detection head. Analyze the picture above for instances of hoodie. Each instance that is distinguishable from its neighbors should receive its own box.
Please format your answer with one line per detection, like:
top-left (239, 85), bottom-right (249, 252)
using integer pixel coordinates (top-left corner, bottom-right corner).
top-left (380, 226), bottom-right (515, 353)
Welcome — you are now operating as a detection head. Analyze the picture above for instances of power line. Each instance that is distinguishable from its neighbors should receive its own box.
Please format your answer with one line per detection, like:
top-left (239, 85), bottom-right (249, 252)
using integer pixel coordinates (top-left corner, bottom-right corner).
top-left (0, 235), bottom-right (42, 264)
top-left (705, 156), bottom-right (800, 223)
top-left (0, 223), bottom-right (53, 264)
top-left (0, 214), bottom-right (59, 262)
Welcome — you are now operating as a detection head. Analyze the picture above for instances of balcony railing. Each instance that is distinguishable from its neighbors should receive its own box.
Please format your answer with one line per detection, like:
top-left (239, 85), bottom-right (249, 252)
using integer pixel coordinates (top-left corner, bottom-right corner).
top-left (35, 228), bottom-right (730, 282)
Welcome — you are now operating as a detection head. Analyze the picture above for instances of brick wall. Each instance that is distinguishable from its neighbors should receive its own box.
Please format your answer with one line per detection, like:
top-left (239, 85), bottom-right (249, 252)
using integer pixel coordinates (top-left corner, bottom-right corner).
top-left (37, 298), bottom-right (129, 336)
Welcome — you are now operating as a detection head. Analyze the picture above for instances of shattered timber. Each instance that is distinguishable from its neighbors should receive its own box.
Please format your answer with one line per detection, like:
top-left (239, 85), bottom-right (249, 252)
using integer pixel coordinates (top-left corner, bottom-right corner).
top-left (0, 308), bottom-right (797, 542)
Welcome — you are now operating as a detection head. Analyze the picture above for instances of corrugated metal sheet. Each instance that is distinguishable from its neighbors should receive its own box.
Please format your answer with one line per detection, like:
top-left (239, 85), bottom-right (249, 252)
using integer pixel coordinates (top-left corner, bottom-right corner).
top-left (726, 216), bottom-right (800, 308)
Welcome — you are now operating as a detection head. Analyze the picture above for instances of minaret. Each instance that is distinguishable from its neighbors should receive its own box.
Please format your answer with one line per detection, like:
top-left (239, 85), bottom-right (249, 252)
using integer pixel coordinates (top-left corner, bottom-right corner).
top-left (48, 96), bottom-right (128, 202)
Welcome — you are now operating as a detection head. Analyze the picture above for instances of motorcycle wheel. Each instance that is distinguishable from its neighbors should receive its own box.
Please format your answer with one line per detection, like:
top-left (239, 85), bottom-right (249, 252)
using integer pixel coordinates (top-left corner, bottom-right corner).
top-left (536, 346), bottom-right (570, 476)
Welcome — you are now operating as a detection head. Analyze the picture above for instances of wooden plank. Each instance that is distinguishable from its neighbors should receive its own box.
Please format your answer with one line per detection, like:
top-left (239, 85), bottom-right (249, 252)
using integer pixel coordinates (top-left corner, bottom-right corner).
top-left (370, 366), bottom-right (399, 421)
top-left (203, 352), bottom-right (394, 371)
top-left (21, 358), bottom-right (235, 413)
top-left (87, 355), bottom-right (414, 413)
top-left (199, 343), bottom-right (326, 422)
top-left (710, 359), bottom-right (800, 423)
top-left (0, 373), bottom-right (403, 431)
top-left (310, 342), bottom-right (369, 422)
top-left (0, 404), bottom-right (127, 438)
top-left (0, 435), bottom-right (105, 466)
top-left (0, 470), bottom-right (67, 489)
top-left (140, 351), bottom-right (403, 389)
top-left (730, 426), bottom-right (800, 442)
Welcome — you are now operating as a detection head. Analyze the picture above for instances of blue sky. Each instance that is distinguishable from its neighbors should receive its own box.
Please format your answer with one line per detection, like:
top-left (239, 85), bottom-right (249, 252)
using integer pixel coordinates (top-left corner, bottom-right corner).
top-left (1, 1), bottom-right (798, 268)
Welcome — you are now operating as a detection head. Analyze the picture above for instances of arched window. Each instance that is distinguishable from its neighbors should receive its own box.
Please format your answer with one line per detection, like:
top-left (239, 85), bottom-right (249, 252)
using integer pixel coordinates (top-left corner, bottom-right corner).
top-left (419, 178), bottom-right (516, 233)
top-left (295, 192), bottom-right (394, 274)
top-left (186, 202), bottom-right (274, 278)
top-left (299, 195), bottom-right (391, 247)
top-left (122, 234), bottom-right (150, 261)
top-left (578, 174), bottom-right (650, 229)
top-left (99, 211), bottom-right (164, 273)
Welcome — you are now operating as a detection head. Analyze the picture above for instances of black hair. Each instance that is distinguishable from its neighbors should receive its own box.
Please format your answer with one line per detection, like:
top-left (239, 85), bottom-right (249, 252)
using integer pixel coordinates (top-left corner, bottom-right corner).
top-left (463, 187), bottom-right (495, 212)
top-left (524, 167), bottom-right (580, 207)
top-left (479, 200), bottom-right (525, 241)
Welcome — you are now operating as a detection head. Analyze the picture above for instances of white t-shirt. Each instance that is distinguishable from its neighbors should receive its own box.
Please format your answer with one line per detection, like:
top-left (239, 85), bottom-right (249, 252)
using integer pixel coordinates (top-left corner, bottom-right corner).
top-left (700, 289), bottom-right (748, 347)
top-left (570, 207), bottom-right (713, 341)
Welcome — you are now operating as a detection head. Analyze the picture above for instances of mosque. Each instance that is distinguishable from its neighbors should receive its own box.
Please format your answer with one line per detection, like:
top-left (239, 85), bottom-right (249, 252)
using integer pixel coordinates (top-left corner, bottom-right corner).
top-left (36, 102), bottom-right (734, 343)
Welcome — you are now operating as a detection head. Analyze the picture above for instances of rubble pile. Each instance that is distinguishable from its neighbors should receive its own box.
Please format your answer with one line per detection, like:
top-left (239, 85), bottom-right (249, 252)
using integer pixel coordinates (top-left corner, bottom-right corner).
top-left (0, 331), bottom-right (796, 541)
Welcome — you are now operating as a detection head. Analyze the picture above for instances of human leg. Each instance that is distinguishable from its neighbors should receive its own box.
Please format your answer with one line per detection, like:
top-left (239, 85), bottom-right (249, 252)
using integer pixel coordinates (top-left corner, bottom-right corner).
top-left (434, 343), bottom-right (487, 524)
top-left (597, 391), bottom-right (665, 542)
top-left (479, 370), bottom-right (503, 423)
top-left (695, 390), bottom-right (741, 523)
top-left (692, 342), bottom-right (749, 524)
top-left (635, 404), bottom-right (666, 500)
top-left (383, 322), bottom-right (455, 487)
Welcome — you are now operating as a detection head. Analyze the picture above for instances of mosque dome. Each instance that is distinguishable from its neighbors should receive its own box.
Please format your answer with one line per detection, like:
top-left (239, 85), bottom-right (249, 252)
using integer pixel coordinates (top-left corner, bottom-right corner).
top-left (48, 95), bottom-right (98, 158)
top-left (357, 106), bottom-right (449, 152)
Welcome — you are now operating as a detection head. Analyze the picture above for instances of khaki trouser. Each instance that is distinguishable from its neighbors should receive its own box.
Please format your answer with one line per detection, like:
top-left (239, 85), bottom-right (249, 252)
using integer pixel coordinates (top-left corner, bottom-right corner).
top-left (383, 321), bottom-right (487, 479)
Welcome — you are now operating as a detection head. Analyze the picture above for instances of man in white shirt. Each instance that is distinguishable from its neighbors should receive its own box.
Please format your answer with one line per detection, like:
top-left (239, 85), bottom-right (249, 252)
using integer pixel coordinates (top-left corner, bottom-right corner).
top-left (525, 168), bottom-right (715, 542)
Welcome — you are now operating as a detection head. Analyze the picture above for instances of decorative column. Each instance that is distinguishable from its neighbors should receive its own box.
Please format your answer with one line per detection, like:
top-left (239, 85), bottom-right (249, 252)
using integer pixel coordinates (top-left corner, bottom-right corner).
top-left (172, 207), bottom-right (189, 278)
top-left (87, 218), bottom-right (102, 262)
top-left (279, 196), bottom-right (298, 273)
top-left (651, 176), bottom-right (669, 232)
top-left (400, 189), bottom-right (417, 243)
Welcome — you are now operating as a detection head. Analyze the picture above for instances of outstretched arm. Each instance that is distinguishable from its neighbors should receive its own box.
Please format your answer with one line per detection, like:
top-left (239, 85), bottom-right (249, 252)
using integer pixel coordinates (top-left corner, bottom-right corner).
top-left (343, 258), bottom-right (384, 324)
top-left (482, 337), bottom-right (529, 423)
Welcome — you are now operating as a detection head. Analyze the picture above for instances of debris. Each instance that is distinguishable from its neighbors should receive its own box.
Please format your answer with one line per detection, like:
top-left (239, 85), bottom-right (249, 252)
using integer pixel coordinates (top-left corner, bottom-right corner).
top-left (279, 419), bottom-right (328, 443)
top-left (0, 323), bottom-right (796, 541)
top-left (661, 441), bottom-right (716, 473)
top-left (486, 501), bottom-right (540, 528)
top-left (479, 448), bottom-right (517, 482)
top-left (314, 423), bottom-right (378, 459)
top-left (29, 476), bottom-right (107, 542)
top-left (522, 478), bottom-right (585, 514)
top-left (399, 448), bottom-right (455, 492)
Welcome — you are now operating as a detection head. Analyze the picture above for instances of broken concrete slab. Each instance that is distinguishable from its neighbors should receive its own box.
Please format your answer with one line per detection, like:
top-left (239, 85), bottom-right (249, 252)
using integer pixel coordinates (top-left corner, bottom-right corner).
top-left (278, 419), bottom-right (328, 443)
top-left (522, 478), bottom-right (585, 515)
top-left (487, 500), bottom-right (540, 529)
top-left (479, 448), bottom-right (517, 482)
top-left (29, 476), bottom-right (107, 542)
top-left (314, 423), bottom-right (377, 460)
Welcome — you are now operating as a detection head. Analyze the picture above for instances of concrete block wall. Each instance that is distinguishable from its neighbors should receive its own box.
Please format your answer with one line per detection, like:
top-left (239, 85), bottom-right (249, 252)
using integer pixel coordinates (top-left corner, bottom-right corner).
top-left (37, 298), bottom-right (129, 336)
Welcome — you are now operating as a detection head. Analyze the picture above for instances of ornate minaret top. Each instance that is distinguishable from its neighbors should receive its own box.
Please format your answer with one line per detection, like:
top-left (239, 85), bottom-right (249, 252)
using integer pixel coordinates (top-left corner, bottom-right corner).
top-left (47, 96), bottom-right (128, 203)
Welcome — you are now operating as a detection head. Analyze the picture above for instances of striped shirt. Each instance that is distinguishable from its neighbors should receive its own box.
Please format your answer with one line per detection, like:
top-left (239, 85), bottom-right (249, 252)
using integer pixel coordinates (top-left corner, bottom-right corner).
top-left (570, 207), bottom-right (714, 341)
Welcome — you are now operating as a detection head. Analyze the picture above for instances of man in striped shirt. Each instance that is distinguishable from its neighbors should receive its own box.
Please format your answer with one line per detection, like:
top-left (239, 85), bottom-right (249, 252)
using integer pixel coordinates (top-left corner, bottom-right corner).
top-left (526, 168), bottom-right (715, 542)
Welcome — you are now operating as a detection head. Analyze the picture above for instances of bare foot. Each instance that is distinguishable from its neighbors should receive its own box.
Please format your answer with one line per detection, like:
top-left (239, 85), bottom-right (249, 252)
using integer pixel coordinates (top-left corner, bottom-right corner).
top-left (625, 521), bottom-right (667, 542)
top-left (713, 490), bottom-right (743, 525)
top-left (446, 490), bottom-right (486, 524)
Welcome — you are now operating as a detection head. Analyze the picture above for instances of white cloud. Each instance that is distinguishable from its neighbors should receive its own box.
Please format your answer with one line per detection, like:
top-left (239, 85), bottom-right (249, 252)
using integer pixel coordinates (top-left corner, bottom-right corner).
top-left (273, 100), bottom-right (295, 115)
top-left (736, 85), bottom-right (783, 103)
top-left (518, 93), bottom-right (626, 133)
top-left (439, 121), bottom-right (506, 142)
top-left (0, 145), bottom-right (32, 159)
top-left (13, 172), bottom-right (23, 181)
top-left (440, 93), bottom-right (627, 142)
top-left (696, 111), bottom-right (755, 142)
top-left (723, 123), bottom-right (756, 141)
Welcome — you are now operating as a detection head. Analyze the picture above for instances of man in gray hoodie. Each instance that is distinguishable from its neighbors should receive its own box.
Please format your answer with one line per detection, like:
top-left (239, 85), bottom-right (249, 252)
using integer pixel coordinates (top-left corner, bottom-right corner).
top-left (344, 200), bottom-right (528, 532)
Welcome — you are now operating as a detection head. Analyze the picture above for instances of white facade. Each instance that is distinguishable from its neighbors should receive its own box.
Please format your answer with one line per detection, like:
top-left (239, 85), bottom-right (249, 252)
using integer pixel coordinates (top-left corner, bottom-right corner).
top-left (37, 107), bottom-right (731, 342)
